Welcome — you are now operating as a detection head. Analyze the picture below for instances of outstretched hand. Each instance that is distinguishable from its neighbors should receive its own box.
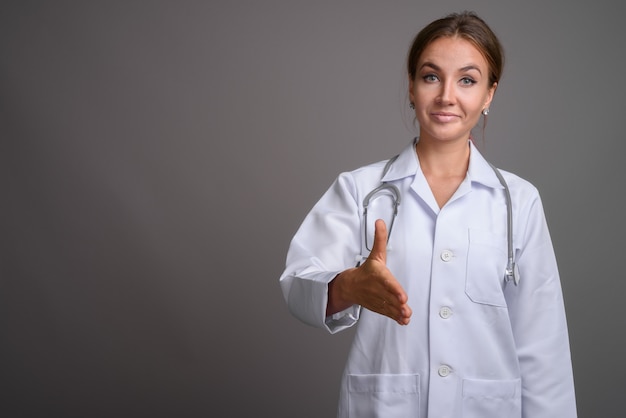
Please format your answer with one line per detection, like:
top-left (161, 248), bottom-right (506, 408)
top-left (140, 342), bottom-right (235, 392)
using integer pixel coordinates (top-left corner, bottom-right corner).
top-left (327, 219), bottom-right (412, 325)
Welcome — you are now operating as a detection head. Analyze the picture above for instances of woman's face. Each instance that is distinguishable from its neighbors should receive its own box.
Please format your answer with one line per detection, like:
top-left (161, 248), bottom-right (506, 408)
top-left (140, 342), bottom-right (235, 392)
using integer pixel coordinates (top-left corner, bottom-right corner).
top-left (409, 36), bottom-right (497, 145)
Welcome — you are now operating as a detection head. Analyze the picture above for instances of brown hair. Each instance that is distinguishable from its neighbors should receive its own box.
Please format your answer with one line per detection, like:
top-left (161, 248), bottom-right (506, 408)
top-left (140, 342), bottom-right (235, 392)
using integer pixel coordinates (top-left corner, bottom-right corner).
top-left (407, 11), bottom-right (504, 86)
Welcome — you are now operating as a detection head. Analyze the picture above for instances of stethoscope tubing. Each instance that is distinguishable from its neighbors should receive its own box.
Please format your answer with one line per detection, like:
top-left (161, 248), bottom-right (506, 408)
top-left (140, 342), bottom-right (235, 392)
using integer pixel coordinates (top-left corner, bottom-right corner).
top-left (361, 154), bottom-right (518, 285)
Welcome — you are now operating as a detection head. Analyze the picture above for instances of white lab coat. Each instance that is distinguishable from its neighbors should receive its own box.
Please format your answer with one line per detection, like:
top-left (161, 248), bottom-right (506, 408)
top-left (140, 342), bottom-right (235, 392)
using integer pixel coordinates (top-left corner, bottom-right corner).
top-left (279, 139), bottom-right (577, 418)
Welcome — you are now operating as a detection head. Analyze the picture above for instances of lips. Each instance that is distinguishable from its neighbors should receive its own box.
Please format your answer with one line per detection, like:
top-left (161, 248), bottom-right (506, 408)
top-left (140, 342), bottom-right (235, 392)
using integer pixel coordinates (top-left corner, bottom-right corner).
top-left (431, 112), bottom-right (460, 123)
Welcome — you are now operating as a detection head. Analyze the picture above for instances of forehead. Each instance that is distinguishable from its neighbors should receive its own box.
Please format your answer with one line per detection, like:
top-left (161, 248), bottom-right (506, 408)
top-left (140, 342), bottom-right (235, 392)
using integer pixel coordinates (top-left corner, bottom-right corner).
top-left (418, 36), bottom-right (488, 70)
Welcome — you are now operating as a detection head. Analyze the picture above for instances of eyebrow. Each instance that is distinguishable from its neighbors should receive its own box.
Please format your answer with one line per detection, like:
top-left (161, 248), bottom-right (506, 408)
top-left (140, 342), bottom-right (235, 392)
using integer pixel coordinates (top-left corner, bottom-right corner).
top-left (420, 62), bottom-right (483, 75)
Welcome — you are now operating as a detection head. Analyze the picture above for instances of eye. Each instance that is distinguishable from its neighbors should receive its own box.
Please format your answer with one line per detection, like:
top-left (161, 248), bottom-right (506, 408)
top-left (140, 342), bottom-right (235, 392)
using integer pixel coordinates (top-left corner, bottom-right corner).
top-left (460, 77), bottom-right (476, 86)
top-left (422, 74), bottom-right (439, 83)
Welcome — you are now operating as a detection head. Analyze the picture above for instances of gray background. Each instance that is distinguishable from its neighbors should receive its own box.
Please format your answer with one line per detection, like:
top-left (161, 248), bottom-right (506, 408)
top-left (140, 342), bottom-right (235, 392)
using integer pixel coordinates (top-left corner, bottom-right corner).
top-left (1, 1), bottom-right (624, 417)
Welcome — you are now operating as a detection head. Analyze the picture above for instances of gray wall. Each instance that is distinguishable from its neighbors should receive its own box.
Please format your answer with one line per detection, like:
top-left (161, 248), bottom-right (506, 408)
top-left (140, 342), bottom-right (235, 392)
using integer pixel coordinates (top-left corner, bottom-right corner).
top-left (1, 1), bottom-right (623, 416)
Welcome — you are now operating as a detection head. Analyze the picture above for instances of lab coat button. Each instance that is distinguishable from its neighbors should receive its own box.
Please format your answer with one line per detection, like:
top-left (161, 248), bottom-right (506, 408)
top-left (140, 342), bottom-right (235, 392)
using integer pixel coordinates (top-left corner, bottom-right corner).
top-left (438, 365), bottom-right (452, 377)
top-left (439, 306), bottom-right (452, 319)
top-left (440, 250), bottom-right (453, 262)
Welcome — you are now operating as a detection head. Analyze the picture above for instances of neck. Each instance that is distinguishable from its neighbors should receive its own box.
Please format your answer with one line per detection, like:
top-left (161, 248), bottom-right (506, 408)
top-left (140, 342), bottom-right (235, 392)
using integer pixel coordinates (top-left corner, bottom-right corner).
top-left (415, 137), bottom-right (471, 178)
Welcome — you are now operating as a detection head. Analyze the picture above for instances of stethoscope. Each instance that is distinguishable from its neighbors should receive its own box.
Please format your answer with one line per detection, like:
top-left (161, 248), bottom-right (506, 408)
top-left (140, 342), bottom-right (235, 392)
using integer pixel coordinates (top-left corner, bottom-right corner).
top-left (361, 154), bottom-right (520, 286)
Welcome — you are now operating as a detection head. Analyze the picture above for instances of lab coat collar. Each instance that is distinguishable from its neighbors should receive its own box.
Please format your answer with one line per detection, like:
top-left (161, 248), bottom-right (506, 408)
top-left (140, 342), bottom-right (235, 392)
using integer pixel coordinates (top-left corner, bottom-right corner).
top-left (379, 138), bottom-right (419, 182)
top-left (381, 138), bottom-right (504, 190)
top-left (466, 140), bottom-right (506, 190)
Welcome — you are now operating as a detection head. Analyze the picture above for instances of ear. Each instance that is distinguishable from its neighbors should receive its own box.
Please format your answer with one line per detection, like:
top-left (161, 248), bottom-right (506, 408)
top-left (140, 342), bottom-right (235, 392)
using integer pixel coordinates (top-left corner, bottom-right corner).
top-left (408, 77), bottom-right (416, 107)
top-left (484, 81), bottom-right (497, 109)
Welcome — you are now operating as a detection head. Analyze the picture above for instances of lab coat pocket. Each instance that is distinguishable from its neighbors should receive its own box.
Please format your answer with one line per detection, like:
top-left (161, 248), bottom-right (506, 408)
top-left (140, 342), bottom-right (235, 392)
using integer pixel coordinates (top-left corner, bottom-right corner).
top-left (462, 378), bottom-right (521, 418)
top-left (348, 373), bottom-right (420, 418)
top-left (465, 229), bottom-right (508, 307)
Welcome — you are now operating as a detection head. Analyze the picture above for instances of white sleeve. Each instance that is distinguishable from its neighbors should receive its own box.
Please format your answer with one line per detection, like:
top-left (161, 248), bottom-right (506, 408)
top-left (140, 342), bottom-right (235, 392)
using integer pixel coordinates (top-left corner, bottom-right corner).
top-left (279, 172), bottom-right (363, 334)
top-left (505, 191), bottom-right (578, 417)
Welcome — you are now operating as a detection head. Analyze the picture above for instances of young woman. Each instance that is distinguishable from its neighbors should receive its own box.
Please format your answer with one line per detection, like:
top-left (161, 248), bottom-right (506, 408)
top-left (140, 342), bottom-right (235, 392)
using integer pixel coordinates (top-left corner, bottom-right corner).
top-left (279, 11), bottom-right (577, 417)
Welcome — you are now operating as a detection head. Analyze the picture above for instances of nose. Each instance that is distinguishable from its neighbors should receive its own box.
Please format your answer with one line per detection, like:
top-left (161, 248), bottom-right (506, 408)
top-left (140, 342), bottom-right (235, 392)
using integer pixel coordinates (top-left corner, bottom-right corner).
top-left (437, 80), bottom-right (456, 105)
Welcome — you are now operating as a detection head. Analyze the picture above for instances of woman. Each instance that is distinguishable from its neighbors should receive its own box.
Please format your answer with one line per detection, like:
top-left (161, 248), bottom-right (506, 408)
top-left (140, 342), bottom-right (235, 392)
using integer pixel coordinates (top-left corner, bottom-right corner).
top-left (279, 11), bottom-right (576, 417)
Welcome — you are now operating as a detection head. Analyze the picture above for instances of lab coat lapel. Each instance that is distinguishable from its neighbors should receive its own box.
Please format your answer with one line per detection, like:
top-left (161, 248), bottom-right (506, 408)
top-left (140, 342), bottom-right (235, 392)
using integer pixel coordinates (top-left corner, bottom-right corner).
top-left (380, 139), bottom-right (442, 215)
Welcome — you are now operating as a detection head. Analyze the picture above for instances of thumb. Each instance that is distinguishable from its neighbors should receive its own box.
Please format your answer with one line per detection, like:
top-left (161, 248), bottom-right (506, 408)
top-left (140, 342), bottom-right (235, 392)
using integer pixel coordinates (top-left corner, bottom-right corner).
top-left (369, 219), bottom-right (388, 263)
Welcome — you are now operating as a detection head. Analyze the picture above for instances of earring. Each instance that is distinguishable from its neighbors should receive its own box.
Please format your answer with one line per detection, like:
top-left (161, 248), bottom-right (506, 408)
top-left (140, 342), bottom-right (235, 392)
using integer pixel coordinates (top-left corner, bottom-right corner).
top-left (482, 108), bottom-right (490, 116)
top-left (409, 102), bottom-right (415, 109)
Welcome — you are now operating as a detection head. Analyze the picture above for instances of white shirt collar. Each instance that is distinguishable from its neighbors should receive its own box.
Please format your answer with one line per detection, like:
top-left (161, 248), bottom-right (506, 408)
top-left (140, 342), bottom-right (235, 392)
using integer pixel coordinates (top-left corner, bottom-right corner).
top-left (382, 137), bottom-right (504, 190)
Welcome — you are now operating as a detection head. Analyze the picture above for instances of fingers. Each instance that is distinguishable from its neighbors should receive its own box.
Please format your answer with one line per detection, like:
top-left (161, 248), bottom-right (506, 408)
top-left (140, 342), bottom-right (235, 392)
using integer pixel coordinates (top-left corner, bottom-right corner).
top-left (357, 219), bottom-right (412, 325)
top-left (363, 276), bottom-right (411, 325)
top-left (369, 219), bottom-right (388, 264)
top-left (374, 295), bottom-right (412, 326)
